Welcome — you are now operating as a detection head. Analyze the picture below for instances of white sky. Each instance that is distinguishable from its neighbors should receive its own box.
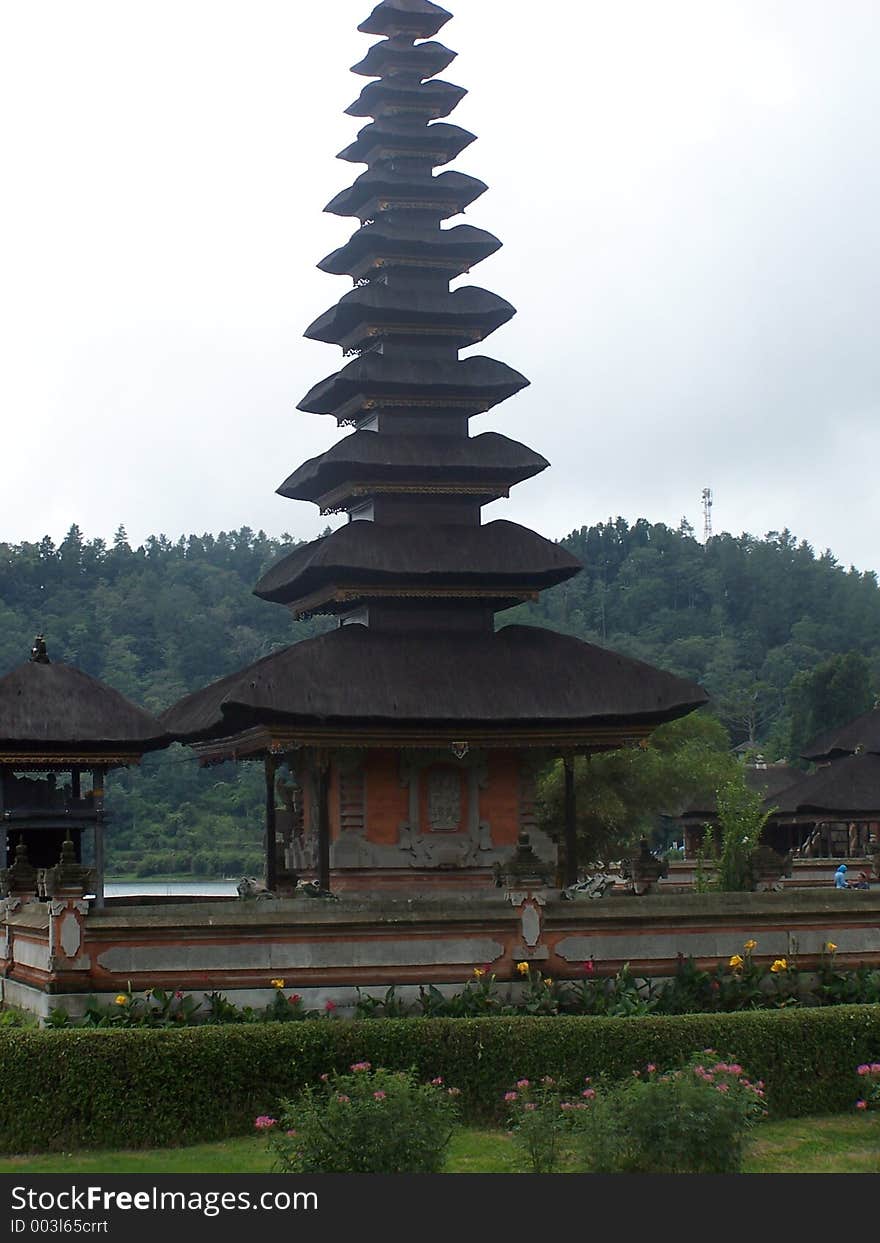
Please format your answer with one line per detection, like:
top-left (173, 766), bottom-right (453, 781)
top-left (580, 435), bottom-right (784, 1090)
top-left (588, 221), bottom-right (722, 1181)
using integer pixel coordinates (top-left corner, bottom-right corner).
top-left (2, 0), bottom-right (879, 572)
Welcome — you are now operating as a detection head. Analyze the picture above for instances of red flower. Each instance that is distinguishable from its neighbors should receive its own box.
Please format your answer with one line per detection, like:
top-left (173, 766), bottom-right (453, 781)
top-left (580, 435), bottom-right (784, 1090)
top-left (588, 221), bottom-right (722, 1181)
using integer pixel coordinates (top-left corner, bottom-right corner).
top-left (324, 999), bottom-right (337, 1012)
top-left (584, 960), bottom-right (596, 975)
top-left (289, 994), bottom-right (302, 1005)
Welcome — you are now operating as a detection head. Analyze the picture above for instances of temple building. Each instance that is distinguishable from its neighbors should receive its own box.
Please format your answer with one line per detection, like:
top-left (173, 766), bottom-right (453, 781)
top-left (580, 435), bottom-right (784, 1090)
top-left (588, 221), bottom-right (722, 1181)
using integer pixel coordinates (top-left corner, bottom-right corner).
top-left (0, 637), bottom-right (167, 905)
top-left (162, 0), bottom-right (706, 894)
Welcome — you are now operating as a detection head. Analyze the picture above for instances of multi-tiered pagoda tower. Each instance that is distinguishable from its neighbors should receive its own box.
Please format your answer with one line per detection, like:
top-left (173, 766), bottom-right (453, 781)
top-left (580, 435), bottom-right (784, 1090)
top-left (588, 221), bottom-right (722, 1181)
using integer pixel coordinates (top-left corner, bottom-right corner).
top-left (164, 0), bottom-right (706, 892)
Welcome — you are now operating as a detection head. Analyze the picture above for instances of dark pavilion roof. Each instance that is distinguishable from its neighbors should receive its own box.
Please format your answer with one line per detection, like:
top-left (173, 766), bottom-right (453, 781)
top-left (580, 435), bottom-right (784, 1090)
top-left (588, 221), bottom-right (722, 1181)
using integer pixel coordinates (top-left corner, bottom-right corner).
top-left (347, 77), bottom-right (467, 119)
top-left (0, 640), bottom-right (167, 754)
top-left (771, 752), bottom-right (880, 818)
top-left (304, 285), bottom-right (515, 348)
top-left (325, 169), bottom-right (487, 220)
top-left (277, 431), bottom-right (548, 503)
top-left (678, 763), bottom-right (802, 820)
top-left (358, 0), bottom-right (453, 39)
top-left (252, 520), bottom-right (580, 608)
top-left (351, 38), bottom-right (457, 79)
top-left (339, 119), bottom-right (476, 166)
top-left (298, 355), bottom-right (529, 420)
top-left (801, 707), bottom-right (880, 763)
top-left (318, 222), bottom-right (500, 278)
top-left (161, 624), bottom-right (708, 745)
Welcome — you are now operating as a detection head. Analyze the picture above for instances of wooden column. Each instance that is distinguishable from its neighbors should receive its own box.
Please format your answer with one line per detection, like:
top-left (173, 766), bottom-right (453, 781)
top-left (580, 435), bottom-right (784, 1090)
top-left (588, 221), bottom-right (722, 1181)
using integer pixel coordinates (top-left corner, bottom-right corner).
top-left (265, 753), bottom-right (278, 892)
top-left (92, 766), bottom-right (105, 909)
top-left (0, 767), bottom-right (6, 872)
top-left (563, 754), bottom-right (578, 887)
top-left (316, 751), bottom-right (331, 895)
top-left (71, 768), bottom-right (81, 801)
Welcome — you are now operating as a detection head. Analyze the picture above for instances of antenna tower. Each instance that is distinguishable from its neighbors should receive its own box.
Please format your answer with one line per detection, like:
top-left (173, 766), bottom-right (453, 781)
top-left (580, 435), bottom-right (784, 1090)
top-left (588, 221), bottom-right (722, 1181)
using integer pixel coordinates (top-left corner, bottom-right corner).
top-left (701, 488), bottom-right (713, 542)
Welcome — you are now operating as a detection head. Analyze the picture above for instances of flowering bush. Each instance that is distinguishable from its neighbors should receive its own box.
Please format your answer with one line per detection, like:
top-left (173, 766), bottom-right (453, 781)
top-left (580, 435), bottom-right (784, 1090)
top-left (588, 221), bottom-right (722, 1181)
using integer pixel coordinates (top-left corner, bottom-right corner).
top-left (503, 1075), bottom-right (589, 1172)
top-left (266, 1063), bottom-right (461, 1173)
top-left (855, 1063), bottom-right (880, 1112)
top-left (575, 1053), bottom-right (767, 1173)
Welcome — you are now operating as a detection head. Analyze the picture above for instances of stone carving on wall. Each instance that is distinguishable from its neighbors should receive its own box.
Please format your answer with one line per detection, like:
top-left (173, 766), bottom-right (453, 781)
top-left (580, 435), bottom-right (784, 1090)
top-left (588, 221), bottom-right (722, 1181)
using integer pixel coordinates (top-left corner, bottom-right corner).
top-left (427, 767), bottom-right (462, 831)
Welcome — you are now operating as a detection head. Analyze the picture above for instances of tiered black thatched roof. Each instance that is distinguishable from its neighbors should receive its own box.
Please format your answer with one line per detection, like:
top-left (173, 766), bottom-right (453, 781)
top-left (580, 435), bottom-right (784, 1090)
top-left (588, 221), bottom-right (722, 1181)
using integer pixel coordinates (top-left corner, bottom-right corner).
top-left (0, 640), bottom-right (166, 754)
top-left (678, 763), bottom-right (802, 821)
top-left (253, 520), bottom-right (580, 613)
top-left (801, 707), bottom-right (880, 763)
top-left (278, 431), bottom-right (548, 505)
top-left (358, 0), bottom-right (453, 39)
top-left (162, 625), bottom-right (707, 745)
top-left (164, 2), bottom-right (707, 749)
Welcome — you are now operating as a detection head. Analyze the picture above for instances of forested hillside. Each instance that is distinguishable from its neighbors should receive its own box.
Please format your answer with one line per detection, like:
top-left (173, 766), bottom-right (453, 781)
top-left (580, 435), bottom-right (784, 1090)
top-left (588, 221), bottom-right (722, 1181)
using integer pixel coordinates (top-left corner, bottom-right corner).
top-left (1, 519), bottom-right (877, 877)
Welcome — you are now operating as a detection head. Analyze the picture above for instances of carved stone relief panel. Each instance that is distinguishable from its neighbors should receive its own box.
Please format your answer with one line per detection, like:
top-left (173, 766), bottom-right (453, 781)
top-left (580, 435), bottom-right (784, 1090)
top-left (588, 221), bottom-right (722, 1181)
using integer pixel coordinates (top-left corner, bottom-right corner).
top-left (427, 766), bottom-right (463, 832)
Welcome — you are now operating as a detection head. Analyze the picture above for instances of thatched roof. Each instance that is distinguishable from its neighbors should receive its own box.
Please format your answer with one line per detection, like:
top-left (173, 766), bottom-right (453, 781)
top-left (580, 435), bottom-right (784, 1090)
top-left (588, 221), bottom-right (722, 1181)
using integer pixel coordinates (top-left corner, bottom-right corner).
top-left (318, 222), bottom-right (501, 278)
top-left (277, 430), bottom-right (548, 502)
top-left (358, 0), bottom-right (453, 39)
top-left (325, 169), bottom-right (487, 219)
top-left (801, 707), bottom-right (880, 763)
top-left (252, 519), bottom-right (581, 606)
top-left (339, 120), bottom-right (476, 166)
top-left (351, 38), bottom-right (457, 80)
top-left (772, 752), bottom-right (880, 818)
top-left (346, 78), bottom-right (466, 120)
top-left (0, 643), bottom-right (167, 753)
top-left (161, 623), bottom-right (708, 744)
top-left (298, 354), bottom-right (529, 418)
top-left (304, 285), bottom-right (515, 347)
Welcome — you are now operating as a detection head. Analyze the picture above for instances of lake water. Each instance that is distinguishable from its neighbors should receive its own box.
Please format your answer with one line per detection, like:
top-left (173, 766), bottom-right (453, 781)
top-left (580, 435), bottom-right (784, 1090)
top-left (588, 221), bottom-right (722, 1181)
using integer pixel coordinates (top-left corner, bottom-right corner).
top-left (105, 881), bottom-right (238, 898)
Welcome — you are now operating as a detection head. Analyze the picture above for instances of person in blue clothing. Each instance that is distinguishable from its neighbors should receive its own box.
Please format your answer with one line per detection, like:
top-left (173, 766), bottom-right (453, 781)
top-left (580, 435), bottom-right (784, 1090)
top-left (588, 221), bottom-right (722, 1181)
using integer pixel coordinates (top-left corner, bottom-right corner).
top-left (834, 865), bottom-right (850, 889)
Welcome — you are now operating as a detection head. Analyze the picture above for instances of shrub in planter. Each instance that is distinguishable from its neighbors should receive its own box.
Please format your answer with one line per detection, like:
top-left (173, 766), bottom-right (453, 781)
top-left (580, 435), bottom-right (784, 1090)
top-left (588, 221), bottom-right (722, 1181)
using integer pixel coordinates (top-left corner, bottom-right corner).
top-left (266, 1063), bottom-right (461, 1173)
top-left (575, 1054), bottom-right (767, 1174)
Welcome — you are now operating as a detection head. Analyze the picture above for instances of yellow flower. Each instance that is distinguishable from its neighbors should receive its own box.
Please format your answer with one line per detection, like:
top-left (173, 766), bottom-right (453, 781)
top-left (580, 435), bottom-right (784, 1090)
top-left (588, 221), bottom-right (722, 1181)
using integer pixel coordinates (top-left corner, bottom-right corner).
top-left (728, 954), bottom-right (744, 970)
top-left (270, 978), bottom-right (285, 989)
top-left (516, 961), bottom-right (530, 977)
top-left (825, 942), bottom-right (838, 954)
top-left (473, 968), bottom-right (486, 978)
top-left (544, 978), bottom-right (553, 987)
top-left (743, 939), bottom-right (757, 952)
top-left (770, 958), bottom-right (788, 973)
top-left (114, 994), bottom-right (128, 1006)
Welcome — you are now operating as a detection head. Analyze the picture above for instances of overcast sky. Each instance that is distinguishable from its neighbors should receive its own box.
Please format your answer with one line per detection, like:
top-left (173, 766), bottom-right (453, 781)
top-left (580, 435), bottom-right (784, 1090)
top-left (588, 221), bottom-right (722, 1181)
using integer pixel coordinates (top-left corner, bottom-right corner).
top-left (2, 0), bottom-right (879, 573)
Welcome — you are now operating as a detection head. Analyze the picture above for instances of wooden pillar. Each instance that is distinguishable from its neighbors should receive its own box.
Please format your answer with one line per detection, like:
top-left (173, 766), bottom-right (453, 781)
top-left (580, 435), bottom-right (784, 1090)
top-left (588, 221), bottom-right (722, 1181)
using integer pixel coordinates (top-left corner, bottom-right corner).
top-left (0, 767), bottom-right (6, 872)
top-left (92, 767), bottom-right (105, 909)
top-left (563, 754), bottom-right (578, 887)
top-left (71, 768), bottom-right (81, 801)
top-left (316, 751), bottom-right (331, 895)
top-left (265, 753), bottom-right (278, 892)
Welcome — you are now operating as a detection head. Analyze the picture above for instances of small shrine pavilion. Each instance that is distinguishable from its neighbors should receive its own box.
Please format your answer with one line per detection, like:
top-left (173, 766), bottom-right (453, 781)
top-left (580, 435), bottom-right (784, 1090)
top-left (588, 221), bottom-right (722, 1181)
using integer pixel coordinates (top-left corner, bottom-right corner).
top-left (0, 637), bottom-right (167, 905)
top-left (163, 0), bottom-right (706, 893)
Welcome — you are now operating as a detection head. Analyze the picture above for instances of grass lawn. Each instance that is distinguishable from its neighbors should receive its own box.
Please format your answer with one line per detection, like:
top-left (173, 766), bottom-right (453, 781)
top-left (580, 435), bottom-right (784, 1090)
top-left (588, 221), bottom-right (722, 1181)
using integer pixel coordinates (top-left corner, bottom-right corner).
top-left (0, 1113), bottom-right (877, 1175)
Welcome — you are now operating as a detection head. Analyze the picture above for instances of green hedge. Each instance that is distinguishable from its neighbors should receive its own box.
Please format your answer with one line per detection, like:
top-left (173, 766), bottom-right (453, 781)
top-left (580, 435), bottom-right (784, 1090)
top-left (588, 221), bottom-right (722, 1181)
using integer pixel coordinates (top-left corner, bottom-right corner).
top-left (1, 1006), bottom-right (878, 1153)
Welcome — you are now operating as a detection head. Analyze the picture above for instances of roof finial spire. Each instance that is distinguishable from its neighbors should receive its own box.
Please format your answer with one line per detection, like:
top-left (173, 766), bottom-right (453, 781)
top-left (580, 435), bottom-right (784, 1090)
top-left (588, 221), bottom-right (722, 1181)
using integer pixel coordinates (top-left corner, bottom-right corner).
top-left (30, 635), bottom-right (50, 665)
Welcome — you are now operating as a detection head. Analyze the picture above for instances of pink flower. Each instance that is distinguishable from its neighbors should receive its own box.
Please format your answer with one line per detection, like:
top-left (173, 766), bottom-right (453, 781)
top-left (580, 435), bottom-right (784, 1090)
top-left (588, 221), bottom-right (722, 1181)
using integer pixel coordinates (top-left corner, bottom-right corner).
top-left (516, 1079), bottom-right (530, 1089)
top-left (524, 1102), bottom-right (538, 1112)
top-left (319, 1073), bottom-right (329, 1082)
top-left (431, 1077), bottom-right (444, 1086)
top-left (325, 999), bottom-right (337, 1012)
top-left (645, 1063), bottom-right (656, 1073)
top-left (174, 991), bottom-right (184, 1000)
top-left (582, 1088), bottom-right (596, 1099)
top-left (289, 994), bottom-right (302, 1005)
top-left (254, 1116), bottom-right (277, 1130)
top-left (350, 1061), bottom-right (372, 1072)
top-left (856, 1099), bottom-right (867, 1110)
top-left (285, 1129), bottom-right (297, 1137)
top-left (504, 1091), bottom-right (518, 1102)
top-left (583, 1076), bottom-right (592, 1084)
top-left (336, 1094), bottom-right (350, 1104)
top-left (857, 1064), bottom-right (871, 1076)
top-left (373, 1091), bottom-right (386, 1101)
top-left (560, 1102), bottom-right (573, 1111)
top-left (584, 960), bottom-right (596, 975)
top-left (716, 1083), bottom-right (729, 1093)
